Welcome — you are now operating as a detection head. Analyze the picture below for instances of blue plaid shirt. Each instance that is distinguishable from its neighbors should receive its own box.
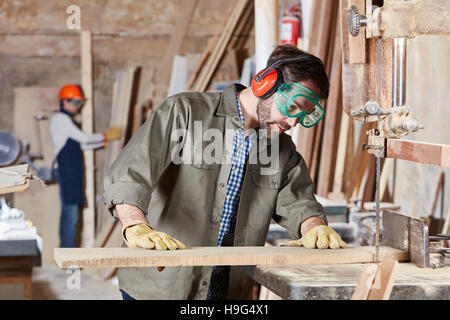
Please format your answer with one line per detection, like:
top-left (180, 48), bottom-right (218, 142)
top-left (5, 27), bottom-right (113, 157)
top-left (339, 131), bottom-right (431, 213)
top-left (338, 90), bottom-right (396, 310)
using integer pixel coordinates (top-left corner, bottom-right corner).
top-left (216, 88), bottom-right (256, 246)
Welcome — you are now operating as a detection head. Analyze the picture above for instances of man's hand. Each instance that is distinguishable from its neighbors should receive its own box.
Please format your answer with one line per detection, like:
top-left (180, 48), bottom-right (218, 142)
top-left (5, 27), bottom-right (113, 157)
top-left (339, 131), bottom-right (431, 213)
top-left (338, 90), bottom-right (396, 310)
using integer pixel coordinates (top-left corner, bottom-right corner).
top-left (279, 216), bottom-right (347, 249)
top-left (115, 203), bottom-right (187, 272)
top-left (125, 224), bottom-right (186, 250)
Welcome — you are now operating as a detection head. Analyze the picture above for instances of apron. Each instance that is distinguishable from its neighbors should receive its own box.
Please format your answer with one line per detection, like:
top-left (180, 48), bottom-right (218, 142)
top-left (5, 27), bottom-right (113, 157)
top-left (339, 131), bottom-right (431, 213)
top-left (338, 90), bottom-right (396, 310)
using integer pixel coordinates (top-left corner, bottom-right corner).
top-left (55, 110), bottom-right (85, 206)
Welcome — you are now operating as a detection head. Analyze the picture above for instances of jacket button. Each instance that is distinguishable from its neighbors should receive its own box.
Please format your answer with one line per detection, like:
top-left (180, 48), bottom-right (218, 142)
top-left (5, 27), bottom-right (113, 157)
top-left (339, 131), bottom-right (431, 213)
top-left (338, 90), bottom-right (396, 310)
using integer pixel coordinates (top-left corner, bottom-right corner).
top-left (219, 182), bottom-right (225, 188)
top-left (202, 280), bottom-right (208, 286)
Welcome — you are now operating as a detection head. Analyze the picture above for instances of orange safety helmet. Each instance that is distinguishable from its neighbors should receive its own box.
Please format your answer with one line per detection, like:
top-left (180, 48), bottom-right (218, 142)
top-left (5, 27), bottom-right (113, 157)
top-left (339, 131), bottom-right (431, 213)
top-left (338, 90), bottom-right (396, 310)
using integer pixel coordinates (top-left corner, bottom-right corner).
top-left (58, 84), bottom-right (86, 101)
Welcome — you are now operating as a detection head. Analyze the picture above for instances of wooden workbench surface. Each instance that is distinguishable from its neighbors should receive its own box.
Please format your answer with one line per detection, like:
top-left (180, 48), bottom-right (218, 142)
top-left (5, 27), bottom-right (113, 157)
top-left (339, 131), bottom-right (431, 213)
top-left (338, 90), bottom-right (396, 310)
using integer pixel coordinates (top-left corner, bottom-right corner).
top-left (54, 246), bottom-right (409, 269)
top-left (243, 260), bottom-right (450, 300)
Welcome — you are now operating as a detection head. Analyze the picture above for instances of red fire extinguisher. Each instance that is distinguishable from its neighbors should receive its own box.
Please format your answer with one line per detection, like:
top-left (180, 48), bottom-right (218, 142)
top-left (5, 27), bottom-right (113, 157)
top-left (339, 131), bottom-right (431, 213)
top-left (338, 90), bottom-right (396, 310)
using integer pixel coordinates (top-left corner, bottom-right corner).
top-left (280, 4), bottom-right (302, 46)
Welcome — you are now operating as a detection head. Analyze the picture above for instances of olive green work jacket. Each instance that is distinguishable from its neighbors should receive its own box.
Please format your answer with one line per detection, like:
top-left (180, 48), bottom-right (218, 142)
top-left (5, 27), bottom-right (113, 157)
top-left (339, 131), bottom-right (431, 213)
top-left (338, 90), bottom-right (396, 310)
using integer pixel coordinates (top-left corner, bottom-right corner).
top-left (103, 84), bottom-right (327, 300)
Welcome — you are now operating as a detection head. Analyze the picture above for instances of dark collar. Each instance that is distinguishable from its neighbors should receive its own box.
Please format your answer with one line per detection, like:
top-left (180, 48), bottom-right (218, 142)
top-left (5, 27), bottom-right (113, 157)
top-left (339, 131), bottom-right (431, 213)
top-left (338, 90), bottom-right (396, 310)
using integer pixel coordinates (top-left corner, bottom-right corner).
top-left (215, 83), bottom-right (246, 119)
top-left (60, 108), bottom-right (73, 118)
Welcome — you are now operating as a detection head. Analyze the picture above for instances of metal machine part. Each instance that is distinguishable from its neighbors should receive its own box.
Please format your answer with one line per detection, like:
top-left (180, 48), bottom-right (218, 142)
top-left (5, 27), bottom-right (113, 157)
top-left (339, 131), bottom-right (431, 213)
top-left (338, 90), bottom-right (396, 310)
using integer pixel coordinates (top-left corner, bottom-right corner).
top-left (347, 5), bottom-right (368, 37)
top-left (0, 131), bottom-right (21, 166)
top-left (0, 131), bottom-right (53, 183)
top-left (382, 210), bottom-right (447, 268)
top-left (393, 38), bottom-right (407, 107)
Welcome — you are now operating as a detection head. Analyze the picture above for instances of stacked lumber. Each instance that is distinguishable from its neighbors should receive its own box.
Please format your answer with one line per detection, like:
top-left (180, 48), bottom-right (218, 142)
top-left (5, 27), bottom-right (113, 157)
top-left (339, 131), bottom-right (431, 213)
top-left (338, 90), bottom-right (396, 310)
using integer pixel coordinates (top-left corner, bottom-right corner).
top-left (96, 67), bottom-right (138, 243)
top-left (187, 0), bottom-right (253, 92)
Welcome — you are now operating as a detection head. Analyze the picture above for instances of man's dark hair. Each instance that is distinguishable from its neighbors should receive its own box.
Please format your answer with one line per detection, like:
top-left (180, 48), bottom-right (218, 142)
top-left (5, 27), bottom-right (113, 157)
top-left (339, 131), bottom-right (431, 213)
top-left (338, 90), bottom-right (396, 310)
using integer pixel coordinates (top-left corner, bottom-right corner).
top-left (267, 44), bottom-right (329, 99)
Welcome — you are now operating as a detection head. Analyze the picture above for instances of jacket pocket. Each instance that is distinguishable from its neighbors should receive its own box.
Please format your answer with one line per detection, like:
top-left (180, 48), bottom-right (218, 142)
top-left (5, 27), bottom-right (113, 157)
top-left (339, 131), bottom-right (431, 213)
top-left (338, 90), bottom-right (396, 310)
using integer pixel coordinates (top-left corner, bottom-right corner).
top-left (251, 168), bottom-right (283, 189)
top-left (190, 163), bottom-right (217, 170)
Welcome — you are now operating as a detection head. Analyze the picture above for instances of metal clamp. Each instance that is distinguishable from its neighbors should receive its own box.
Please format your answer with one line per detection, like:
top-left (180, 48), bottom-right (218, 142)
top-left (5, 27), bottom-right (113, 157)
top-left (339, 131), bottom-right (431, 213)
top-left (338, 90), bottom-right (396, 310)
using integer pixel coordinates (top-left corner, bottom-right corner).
top-left (350, 101), bottom-right (394, 118)
top-left (364, 128), bottom-right (386, 158)
top-left (382, 210), bottom-right (446, 268)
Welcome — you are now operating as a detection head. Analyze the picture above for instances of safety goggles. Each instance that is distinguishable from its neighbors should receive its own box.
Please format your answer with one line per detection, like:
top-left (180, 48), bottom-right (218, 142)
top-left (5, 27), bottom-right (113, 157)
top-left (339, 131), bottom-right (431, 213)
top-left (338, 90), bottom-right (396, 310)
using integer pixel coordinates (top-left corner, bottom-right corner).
top-left (275, 83), bottom-right (325, 128)
top-left (67, 98), bottom-right (86, 108)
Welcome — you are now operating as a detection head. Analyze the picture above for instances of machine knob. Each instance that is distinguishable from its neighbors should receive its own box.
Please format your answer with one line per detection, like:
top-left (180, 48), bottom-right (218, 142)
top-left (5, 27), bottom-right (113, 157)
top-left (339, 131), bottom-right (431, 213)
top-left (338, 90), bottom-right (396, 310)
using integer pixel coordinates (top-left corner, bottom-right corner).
top-left (347, 5), bottom-right (367, 37)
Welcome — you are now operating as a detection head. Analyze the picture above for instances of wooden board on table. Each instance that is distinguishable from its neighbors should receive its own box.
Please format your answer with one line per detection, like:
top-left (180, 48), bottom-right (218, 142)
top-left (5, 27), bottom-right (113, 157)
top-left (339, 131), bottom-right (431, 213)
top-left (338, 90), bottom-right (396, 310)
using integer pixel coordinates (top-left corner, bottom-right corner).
top-left (0, 164), bottom-right (30, 195)
top-left (54, 246), bottom-right (409, 269)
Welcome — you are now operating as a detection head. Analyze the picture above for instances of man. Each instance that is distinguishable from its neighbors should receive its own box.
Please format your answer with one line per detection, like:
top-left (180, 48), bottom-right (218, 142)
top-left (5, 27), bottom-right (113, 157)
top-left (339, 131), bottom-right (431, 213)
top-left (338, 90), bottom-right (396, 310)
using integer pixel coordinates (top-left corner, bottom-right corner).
top-left (104, 45), bottom-right (346, 300)
top-left (50, 84), bottom-right (121, 248)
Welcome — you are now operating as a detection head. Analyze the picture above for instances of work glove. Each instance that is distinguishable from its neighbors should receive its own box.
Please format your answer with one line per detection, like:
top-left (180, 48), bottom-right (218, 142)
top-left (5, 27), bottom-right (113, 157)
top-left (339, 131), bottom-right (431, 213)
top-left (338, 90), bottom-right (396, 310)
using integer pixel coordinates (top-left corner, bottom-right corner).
top-left (103, 125), bottom-right (122, 142)
top-left (279, 225), bottom-right (347, 249)
top-left (124, 224), bottom-right (187, 250)
top-left (124, 224), bottom-right (186, 272)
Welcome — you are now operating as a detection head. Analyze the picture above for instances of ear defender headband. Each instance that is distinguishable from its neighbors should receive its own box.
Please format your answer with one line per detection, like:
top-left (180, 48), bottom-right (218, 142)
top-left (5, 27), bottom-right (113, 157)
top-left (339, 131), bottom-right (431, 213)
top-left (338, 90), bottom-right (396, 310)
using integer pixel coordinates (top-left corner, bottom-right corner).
top-left (251, 55), bottom-right (323, 100)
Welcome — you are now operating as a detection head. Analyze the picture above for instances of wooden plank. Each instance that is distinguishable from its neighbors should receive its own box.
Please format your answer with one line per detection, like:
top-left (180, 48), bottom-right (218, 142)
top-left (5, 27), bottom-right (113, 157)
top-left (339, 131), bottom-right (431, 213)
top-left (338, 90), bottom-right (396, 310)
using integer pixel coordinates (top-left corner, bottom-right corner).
top-left (342, 118), bottom-right (355, 196)
top-left (386, 139), bottom-right (450, 167)
top-left (80, 30), bottom-right (95, 248)
top-left (351, 263), bottom-right (378, 300)
top-left (97, 68), bottom-right (137, 252)
top-left (54, 246), bottom-right (409, 269)
top-left (186, 0), bottom-right (238, 91)
top-left (0, 164), bottom-right (30, 195)
top-left (340, 0), bottom-right (366, 64)
top-left (157, 0), bottom-right (199, 96)
top-left (360, 155), bottom-right (376, 205)
top-left (193, 0), bottom-right (250, 92)
top-left (352, 259), bottom-right (399, 300)
top-left (346, 122), bottom-right (376, 199)
top-left (316, 17), bottom-right (342, 196)
top-left (378, 158), bottom-right (393, 201)
top-left (330, 113), bottom-right (350, 199)
top-left (367, 259), bottom-right (399, 300)
top-left (428, 172), bottom-right (445, 219)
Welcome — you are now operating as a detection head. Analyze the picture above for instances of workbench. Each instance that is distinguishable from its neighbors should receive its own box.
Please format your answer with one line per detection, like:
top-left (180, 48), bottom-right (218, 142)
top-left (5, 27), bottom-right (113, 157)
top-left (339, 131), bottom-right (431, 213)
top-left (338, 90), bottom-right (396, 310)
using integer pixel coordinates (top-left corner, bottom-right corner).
top-left (0, 218), bottom-right (42, 300)
top-left (243, 259), bottom-right (450, 300)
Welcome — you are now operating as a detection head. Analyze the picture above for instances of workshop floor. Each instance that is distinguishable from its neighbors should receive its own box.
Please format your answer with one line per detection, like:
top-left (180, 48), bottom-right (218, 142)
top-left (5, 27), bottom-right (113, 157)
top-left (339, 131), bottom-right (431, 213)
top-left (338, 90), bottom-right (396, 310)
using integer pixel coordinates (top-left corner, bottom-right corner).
top-left (31, 263), bottom-right (121, 300)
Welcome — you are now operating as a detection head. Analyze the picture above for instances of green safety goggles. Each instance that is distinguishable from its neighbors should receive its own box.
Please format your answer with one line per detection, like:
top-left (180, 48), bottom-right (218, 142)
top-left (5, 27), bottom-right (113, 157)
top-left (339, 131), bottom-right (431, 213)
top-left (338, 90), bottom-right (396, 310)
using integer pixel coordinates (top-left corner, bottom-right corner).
top-left (275, 82), bottom-right (325, 128)
top-left (68, 98), bottom-right (86, 108)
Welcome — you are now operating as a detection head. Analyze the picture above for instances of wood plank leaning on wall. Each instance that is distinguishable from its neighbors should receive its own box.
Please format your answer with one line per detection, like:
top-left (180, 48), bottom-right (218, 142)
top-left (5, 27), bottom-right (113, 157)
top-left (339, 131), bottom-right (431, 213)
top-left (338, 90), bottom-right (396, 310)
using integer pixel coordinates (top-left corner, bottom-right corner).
top-left (80, 30), bottom-right (95, 248)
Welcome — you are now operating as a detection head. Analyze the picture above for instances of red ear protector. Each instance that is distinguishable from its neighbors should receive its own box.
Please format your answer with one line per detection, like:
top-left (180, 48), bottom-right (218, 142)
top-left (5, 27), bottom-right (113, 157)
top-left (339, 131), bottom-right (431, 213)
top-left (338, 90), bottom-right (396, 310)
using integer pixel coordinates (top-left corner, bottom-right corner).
top-left (251, 55), bottom-right (323, 100)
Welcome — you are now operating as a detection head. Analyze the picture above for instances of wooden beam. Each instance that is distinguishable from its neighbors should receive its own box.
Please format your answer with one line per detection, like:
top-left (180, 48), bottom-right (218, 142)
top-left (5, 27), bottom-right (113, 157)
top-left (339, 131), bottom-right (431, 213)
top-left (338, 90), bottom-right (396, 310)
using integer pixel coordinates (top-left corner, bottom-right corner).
top-left (193, 0), bottom-right (250, 92)
top-left (367, 259), bottom-right (399, 300)
top-left (330, 113), bottom-right (350, 199)
top-left (351, 259), bottom-right (399, 300)
top-left (386, 139), bottom-right (450, 167)
top-left (54, 246), bottom-right (409, 269)
top-left (340, 0), bottom-right (366, 64)
top-left (186, 0), bottom-right (239, 91)
top-left (378, 158), bottom-right (393, 201)
top-left (351, 263), bottom-right (378, 300)
top-left (316, 16), bottom-right (342, 196)
top-left (80, 30), bottom-right (95, 248)
top-left (156, 0), bottom-right (199, 98)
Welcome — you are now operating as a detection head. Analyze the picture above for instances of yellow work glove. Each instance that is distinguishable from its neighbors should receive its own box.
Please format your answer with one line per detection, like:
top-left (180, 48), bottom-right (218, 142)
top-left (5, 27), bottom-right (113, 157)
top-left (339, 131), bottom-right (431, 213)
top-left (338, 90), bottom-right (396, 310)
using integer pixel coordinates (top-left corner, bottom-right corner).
top-left (124, 224), bottom-right (186, 272)
top-left (279, 225), bottom-right (347, 249)
top-left (124, 224), bottom-right (186, 250)
top-left (103, 125), bottom-right (122, 142)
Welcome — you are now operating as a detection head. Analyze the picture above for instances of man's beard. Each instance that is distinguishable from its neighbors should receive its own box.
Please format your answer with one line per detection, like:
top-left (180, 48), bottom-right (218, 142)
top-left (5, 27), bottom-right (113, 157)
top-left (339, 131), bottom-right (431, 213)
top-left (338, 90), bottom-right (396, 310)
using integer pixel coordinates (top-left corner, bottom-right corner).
top-left (256, 98), bottom-right (290, 138)
top-left (256, 98), bottom-right (272, 130)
